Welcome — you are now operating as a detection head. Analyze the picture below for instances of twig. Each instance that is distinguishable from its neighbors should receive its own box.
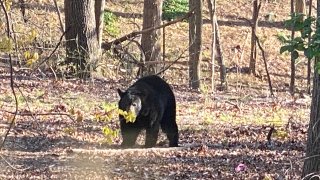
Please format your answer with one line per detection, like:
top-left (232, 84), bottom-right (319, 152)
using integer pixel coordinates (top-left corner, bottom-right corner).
top-left (255, 34), bottom-right (274, 96)
top-left (155, 45), bottom-right (189, 76)
top-left (18, 0), bottom-right (27, 23)
top-left (14, 83), bottom-right (37, 120)
top-left (101, 8), bottom-right (195, 51)
top-left (52, 0), bottom-right (64, 33)
top-left (267, 125), bottom-right (275, 143)
top-left (0, 0), bottom-right (19, 150)
top-left (32, 27), bottom-right (69, 71)
top-left (1, 110), bottom-right (75, 121)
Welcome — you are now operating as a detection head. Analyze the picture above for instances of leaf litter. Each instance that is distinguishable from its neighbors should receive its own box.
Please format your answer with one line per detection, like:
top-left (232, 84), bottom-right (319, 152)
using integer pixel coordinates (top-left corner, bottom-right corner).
top-left (0, 73), bottom-right (309, 179)
top-left (0, 0), bottom-right (312, 179)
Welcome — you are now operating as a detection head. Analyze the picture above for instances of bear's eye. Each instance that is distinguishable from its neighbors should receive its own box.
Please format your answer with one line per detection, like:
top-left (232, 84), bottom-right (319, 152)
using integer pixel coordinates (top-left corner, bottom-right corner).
top-left (132, 103), bottom-right (137, 107)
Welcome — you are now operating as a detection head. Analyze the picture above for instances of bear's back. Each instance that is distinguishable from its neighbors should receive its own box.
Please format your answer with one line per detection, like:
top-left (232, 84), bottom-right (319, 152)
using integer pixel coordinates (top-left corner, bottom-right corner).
top-left (134, 75), bottom-right (172, 94)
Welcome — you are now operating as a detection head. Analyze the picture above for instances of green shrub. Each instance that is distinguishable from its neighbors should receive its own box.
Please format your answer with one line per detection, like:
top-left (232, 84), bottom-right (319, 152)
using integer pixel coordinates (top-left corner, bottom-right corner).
top-left (162, 0), bottom-right (188, 21)
top-left (104, 10), bottom-right (120, 37)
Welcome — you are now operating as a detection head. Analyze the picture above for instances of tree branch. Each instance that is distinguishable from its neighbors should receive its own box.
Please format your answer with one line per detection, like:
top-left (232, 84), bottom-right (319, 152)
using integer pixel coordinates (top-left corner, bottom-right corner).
top-left (0, 0), bottom-right (18, 150)
top-left (101, 8), bottom-right (195, 51)
top-left (32, 27), bottom-right (69, 71)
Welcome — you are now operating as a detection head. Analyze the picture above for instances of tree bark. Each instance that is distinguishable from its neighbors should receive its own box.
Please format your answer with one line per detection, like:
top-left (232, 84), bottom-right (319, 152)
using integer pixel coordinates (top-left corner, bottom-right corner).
top-left (207, 0), bottom-right (216, 92)
top-left (215, 18), bottom-right (226, 89)
top-left (290, 0), bottom-right (296, 95)
top-left (95, 0), bottom-right (105, 52)
top-left (307, 0), bottom-right (312, 94)
top-left (189, 0), bottom-right (202, 89)
top-left (302, 1), bottom-right (320, 178)
top-left (302, 59), bottom-right (320, 178)
top-left (249, 0), bottom-right (259, 74)
top-left (141, 0), bottom-right (163, 75)
top-left (64, 0), bottom-right (99, 78)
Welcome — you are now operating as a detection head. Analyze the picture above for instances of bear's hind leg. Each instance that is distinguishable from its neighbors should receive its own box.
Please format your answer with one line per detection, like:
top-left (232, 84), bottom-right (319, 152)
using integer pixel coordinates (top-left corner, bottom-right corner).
top-left (163, 123), bottom-right (179, 147)
top-left (161, 116), bottom-right (179, 147)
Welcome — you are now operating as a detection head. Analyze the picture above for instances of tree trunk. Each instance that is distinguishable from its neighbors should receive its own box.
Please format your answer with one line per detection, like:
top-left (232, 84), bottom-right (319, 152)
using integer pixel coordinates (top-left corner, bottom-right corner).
top-left (249, 0), bottom-right (259, 74)
top-left (307, 0), bottom-right (312, 94)
top-left (290, 0), bottom-right (296, 95)
top-left (215, 18), bottom-right (226, 89)
top-left (141, 0), bottom-right (163, 75)
top-left (64, 0), bottom-right (99, 78)
top-left (302, 1), bottom-right (320, 178)
top-left (95, 0), bottom-right (105, 53)
top-left (207, 0), bottom-right (216, 92)
top-left (295, 0), bottom-right (306, 17)
top-left (302, 62), bottom-right (320, 178)
top-left (302, 66), bottom-right (320, 178)
top-left (189, 0), bottom-right (202, 89)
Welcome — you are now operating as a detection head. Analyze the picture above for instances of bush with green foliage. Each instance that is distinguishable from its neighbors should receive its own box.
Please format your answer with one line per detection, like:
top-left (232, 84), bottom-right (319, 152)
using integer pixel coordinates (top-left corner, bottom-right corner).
top-left (162, 0), bottom-right (188, 21)
top-left (278, 13), bottom-right (320, 72)
top-left (104, 10), bottom-right (120, 37)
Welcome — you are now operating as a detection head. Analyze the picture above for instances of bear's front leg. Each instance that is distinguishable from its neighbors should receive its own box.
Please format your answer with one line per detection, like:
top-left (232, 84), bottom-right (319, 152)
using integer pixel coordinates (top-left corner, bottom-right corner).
top-left (121, 126), bottom-right (141, 148)
top-left (145, 123), bottom-right (160, 148)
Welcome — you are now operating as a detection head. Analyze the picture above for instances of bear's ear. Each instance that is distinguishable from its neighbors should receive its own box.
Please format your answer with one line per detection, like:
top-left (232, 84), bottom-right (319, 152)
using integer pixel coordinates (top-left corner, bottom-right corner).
top-left (117, 89), bottom-right (125, 97)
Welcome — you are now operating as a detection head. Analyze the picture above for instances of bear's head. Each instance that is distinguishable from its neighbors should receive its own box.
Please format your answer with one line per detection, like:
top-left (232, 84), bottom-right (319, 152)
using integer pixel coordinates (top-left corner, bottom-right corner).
top-left (117, 89), bottom-right (143, 121)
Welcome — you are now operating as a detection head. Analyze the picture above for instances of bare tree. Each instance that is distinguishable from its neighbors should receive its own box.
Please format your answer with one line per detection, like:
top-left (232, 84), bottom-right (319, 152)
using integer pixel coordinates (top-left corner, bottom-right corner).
top-left (307, 0), bottom-right (312, 94)
top-left (141, 0), bottom-right (163, 75)
top-left (189, 0), bottom-right (202, 89)
top-left (289, 0), bottom-right (296, 95)
top-left (289, 0), bottom-right (305, 94)
top-left (302, 1), bottom-right (320, 178)
top-left (207, 0), bottom-right (226, 91)
top-left (64, 0), bottom-right (103, 78)
top-left (249, 0), bottom-right (260, 75)
top-left (207, 0), bottom-right (216, 92)
top-left (95, 0), bottom-right (105, 54)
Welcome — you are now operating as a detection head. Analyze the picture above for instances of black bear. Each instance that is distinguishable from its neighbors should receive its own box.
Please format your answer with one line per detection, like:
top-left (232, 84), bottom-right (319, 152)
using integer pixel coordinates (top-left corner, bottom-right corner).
top-left (117, 75), bottom-right (178, 148)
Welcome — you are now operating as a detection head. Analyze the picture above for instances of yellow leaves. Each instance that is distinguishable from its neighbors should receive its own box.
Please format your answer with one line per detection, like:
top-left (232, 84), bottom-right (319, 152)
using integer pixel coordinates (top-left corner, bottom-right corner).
top-left (68, 107), bottom-right (75, 115)
top-left (0, 19), bottom-right (3, 30)
top-left (28, 29), bottom-right (38, 42)
top-left (102, 126), bottom-right (119, 144)
top-left (4, 0), bottom-right (12, 11)
top-left (95, 102), bottom-right (118, 121)
top-left (24, 51), bottom-right (39, 66)
top-left (68, 107), bottom-right (83, 122)
top-left (97, 102), bottom-right (136, 123)
top-left (0, 37), bottom-right (13, 53)
top-left (76, 110), bottom-right (83, 122)
top-left (118, 109), bottom-right (137, 123)
top-left (63, 127), bottom-right (76, 135)
top-left (273, 130), bottom-right (289, 140)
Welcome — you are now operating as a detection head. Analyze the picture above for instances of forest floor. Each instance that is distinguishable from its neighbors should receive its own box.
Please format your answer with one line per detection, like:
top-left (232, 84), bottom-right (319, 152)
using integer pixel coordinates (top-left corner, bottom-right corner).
top-left (0, 0), bottom-right (315, 179)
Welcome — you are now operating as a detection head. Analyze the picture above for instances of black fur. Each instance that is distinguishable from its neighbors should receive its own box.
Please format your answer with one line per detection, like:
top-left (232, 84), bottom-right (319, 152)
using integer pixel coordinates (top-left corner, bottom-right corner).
top-left (118, 75), bottom-right (178, 148)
